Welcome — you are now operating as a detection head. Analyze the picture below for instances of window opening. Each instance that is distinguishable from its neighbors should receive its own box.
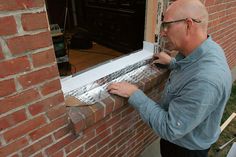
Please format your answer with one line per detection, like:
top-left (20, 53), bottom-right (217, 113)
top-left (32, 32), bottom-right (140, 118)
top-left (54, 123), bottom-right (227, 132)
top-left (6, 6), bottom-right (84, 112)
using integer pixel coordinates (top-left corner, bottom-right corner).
top-left (46, 0), bottom-right (146, 76)
top-left (45, 0), bottom-right (170, 105)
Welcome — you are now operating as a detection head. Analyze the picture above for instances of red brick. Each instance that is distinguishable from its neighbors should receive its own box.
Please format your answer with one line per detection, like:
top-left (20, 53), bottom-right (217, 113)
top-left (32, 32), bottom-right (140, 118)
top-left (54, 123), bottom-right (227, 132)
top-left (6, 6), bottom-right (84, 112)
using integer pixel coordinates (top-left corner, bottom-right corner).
top-left (111, 95), bottom-right (125, 110)
top-left (0, 16), bottom-right (17, 35)
top-left (125, 136), bottom-right (139, 155)
top-left (10, 154), bottom-right (20, 157)
top-left (97, 129), bottom-right (120, 149)
top-left (89, 103), bottom-right (104, 122)
top-left (45, 134), bottom-right (76, 156)
top-left (7, 31), bottom-right (52, 55)
top-left (0, 0), bottom-right (44, 11)
top-left (0, 46), bottom-right (4, 59)
top-left (0, 78), bottom-right (16, 97)
top-left (0, 56), bottom-right (30, 78)
top-left (46, 104), bottom-right (67, 120)
top-left (3, 115), bottom-right (46, 142)
top-left (102, 97), bottom-right (114, 116)
top-left (21, 136), bottom-right (53, 157)
top-left (80, 145), bottom-right (97, 157)
top-left (0, 109), bottom-right (27, 131)
top-left (65, 130), bottom-right (95, 153)
top-left (78, 106), bottom-right (95, 127)
top-left (96, 114), bottom-right (121, 134)
top-left (121, 106), bottom-right (135, 118)
top-left (208, 5), bottom-right (218, 14)
top-left (111, 105), bottom-right (125, 118)
top-left (0, 137), bottom-right (28, 157)
top-left (22, 12), bottom-right (48, 31)
top-left (101, 146), bottom-right (116, 157)
top-left (51, 150), bottom-right (64, 157)
top-left (18, 65), bottom-right (59, 89)
top-left (32, 49), bottom-right (56, 68)
top-left (0, 88), bottom-right (40, 114)
top-left (85, 129), bottom-right (110, 149)
top-left (109, 144), bottom-right (125, 157)
top-left (91, 145), bottom-right (108, 157)
top-left (109, 130), bottom-right (122, 147)
top-left (53, 126), bottom-right (70, 140)
top-left (29, 116), bottom-right (68, 141)
top-left (29, 93), bottom-right (64, 116)
top-left (82, 115), bottom-right (110, 135)
top-left (67, 146), bottom-right (84, 157)
top-left (116, 129), bottom-right (133, 147)
top-left (73, 118), bottom-right (86, 135)
top-left (40, 78), bottom-right (61, 96)
top-left (32, 152), bottom-right (44, 157)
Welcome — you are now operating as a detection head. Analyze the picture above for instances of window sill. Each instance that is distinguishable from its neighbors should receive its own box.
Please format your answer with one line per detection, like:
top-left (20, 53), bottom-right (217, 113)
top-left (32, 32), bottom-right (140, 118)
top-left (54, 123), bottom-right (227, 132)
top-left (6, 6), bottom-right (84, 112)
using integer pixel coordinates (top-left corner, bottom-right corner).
top-left (67, 69), bottom-right (169, 135)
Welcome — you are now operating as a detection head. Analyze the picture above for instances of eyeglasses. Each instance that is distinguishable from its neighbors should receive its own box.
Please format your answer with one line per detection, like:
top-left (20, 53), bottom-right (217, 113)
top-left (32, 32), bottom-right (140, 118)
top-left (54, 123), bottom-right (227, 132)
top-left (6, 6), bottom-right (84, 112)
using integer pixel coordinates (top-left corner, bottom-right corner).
top-left (161, 18), bottom-right (201, 31)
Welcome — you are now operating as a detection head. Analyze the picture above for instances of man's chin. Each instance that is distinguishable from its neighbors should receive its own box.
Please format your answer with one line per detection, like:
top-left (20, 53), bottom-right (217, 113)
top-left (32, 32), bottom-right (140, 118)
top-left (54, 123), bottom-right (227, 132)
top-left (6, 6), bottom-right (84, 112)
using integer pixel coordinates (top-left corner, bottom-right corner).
top-left (164, 42), bottom-right (176, 51)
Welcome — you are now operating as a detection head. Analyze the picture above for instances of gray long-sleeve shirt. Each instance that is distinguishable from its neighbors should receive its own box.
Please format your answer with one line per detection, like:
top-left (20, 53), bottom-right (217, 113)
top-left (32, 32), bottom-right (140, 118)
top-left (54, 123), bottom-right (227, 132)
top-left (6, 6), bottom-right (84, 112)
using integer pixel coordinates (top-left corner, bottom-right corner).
top-left (128, 36), bottom-right (232, 150)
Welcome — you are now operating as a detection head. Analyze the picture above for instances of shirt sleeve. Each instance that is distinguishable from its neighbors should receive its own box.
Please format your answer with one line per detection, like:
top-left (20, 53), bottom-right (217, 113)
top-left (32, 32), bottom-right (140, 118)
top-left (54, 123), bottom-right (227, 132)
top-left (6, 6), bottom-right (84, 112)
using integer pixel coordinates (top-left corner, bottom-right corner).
top-left (169, 58), bottom-right (177, 70)
top-left (128, 79), bottom-right (221, 142)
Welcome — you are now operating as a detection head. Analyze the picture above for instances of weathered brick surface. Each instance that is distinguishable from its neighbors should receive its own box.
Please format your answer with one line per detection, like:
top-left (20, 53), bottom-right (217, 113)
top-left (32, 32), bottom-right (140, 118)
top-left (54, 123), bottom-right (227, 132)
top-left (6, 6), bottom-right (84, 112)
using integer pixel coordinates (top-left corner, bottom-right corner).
top-left (0, 88), bottom-right (40, 114)
top-left (0, 46), bottom-right (4, 60)
top-left (29, 115), bottom-right (68, 141)
top-left (0, 109), bottom-right (27, 131)
top-left (45, 134), bottom-right (76, 156)
top-left (0, 16), bottom-right (17, 35)
top-left (0, 0), bottom-right (44, 11)
top-left (40, 78), bottom-right (61, 96)
top-left (22, 12), bottom-right (48, 31)
top-left (18, 65), bottom-right (59, 89)
top-left (7, 31), bottom-right (52, 55)
top-left (3, 115), bottom-right (46, 142)
top-left (32, 49), bottom-right (56, 68)
top-left (0, 56), bottom-right (31, 78)
top-left (0, 137), bottom-right (28, 157)
top-left (21, 136), bottom-right (53, 157)
top-left (46, 104), bottom-right (67, 120)
top-left (28, 93), bottom-right (64, 116)
top-left (0, 78), bottom-right (16, 97)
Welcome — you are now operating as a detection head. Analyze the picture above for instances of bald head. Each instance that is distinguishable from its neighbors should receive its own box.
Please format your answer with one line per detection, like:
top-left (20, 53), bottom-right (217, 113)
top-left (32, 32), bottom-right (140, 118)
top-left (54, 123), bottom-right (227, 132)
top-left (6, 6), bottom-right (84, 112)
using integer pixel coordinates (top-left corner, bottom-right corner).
top-left (165, 0), bottom-right (209, 32)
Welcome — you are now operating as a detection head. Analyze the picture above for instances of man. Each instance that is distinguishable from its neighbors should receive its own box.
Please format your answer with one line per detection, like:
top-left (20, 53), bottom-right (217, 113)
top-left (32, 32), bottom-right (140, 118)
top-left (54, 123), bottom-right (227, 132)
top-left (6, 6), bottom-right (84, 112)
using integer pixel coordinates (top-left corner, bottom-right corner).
top-left (107, 0), bottom-right (232, 156)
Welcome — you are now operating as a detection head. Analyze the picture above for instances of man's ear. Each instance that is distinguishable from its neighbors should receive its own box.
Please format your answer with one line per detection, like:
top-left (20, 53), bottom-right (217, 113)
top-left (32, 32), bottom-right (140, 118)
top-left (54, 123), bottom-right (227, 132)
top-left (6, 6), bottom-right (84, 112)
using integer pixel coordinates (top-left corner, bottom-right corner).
top-left (185, 18), bottom-right (193, 35)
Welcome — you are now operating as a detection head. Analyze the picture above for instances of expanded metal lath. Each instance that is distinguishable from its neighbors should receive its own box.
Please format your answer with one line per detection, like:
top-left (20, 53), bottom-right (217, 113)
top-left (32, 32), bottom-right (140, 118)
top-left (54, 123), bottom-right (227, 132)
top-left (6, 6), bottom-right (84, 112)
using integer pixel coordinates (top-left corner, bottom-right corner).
top-left (65, 59), bottom-right (159, 105)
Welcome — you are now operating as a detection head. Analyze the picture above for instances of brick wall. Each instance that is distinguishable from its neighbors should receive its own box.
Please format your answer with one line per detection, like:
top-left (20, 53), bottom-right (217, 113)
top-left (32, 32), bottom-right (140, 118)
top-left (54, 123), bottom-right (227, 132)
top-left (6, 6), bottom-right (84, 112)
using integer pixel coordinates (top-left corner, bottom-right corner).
top-left (0, 0), bottom-right (236, 157)
top-left (206, 0), bottom-right (236, 68)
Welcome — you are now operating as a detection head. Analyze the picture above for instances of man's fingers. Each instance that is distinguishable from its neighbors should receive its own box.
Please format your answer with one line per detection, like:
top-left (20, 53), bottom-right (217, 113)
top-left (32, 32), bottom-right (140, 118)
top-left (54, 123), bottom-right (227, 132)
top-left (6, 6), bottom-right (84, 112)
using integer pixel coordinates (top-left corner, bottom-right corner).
top-left (109, 89), bottom-right (128, 97)
top-left (109, 89), bottom-right (118, 94)
top-left (107, 83), bottom-right (119, 91)
top-left (152, 60), bottom-right (161, 64)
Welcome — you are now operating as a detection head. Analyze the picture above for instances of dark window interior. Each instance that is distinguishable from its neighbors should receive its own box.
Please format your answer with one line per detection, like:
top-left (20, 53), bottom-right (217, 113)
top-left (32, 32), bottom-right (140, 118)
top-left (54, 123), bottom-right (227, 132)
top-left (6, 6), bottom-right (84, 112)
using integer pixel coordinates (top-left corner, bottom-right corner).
top-left (45, 0), bottom-right (146, 75)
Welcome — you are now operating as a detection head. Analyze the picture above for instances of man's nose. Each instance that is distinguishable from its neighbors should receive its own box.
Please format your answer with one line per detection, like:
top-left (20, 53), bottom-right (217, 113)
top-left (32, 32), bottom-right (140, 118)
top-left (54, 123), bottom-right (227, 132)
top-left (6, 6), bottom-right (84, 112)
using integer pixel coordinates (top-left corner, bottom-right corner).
top-left (160, 30), bottom-right (167, 37)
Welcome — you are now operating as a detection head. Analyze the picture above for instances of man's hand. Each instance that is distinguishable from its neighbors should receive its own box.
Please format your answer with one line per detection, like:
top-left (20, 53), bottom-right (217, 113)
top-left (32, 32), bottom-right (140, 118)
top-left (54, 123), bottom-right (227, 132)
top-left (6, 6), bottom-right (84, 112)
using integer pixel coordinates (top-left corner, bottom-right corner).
top-left (107, 82), bottom-right (138, 98)
top-left (153, 52), bottom-right (172, 65)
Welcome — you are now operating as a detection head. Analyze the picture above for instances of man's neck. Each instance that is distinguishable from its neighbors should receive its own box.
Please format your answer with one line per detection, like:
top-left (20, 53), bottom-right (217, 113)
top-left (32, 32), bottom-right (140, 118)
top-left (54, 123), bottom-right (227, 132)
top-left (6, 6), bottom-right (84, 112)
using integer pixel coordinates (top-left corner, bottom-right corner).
top-left (182, 34), bottom-right (208, 56)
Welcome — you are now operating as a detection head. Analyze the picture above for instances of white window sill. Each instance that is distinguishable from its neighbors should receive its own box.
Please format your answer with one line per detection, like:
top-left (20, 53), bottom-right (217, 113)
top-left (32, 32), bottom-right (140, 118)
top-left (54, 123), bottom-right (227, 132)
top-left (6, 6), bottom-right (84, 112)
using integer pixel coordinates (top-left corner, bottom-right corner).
top-left (60, 41), bottom-right (155, 94)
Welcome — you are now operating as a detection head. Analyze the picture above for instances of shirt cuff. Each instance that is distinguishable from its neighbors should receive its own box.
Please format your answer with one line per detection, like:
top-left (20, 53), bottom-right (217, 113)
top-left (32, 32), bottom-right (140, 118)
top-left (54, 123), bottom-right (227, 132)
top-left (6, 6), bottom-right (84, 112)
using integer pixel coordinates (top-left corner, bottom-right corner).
top-left (169, 58), bottom-right (177, 70)
top-left (128, 89), bottom-right (146, 109)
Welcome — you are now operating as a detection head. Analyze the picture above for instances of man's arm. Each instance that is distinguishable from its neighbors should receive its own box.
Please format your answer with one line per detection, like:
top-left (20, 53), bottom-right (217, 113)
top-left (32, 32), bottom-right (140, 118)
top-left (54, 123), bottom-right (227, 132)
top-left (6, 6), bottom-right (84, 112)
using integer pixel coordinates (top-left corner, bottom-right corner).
top-left (128, 79), bottom-right (221, 142)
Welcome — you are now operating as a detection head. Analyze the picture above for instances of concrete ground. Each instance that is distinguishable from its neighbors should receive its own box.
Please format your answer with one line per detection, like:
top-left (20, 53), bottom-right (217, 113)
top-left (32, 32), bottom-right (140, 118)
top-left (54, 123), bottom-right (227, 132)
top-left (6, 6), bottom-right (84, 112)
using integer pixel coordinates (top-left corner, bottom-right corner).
top-left (140, 137), bottom-right (162, 157)
top-left (231, 66), bottom-right (236, 82)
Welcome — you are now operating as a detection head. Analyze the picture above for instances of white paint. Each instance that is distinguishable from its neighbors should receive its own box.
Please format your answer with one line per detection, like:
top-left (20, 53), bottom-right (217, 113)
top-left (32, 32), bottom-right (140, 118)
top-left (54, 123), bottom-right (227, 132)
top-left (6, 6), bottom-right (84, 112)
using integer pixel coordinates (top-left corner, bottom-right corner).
top-left (60, 41), bottom-right (155, 94)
